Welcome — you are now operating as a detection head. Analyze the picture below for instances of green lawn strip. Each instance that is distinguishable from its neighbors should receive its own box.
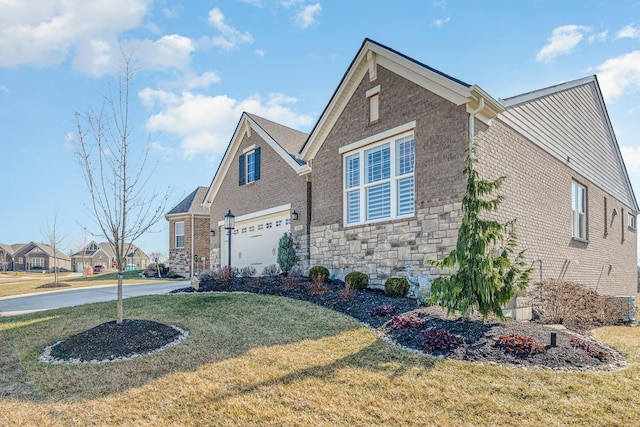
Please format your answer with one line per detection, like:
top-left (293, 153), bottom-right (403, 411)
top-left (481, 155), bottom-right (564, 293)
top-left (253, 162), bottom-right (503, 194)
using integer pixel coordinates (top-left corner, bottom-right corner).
top-left (0, 293), bottom-right (638, 426)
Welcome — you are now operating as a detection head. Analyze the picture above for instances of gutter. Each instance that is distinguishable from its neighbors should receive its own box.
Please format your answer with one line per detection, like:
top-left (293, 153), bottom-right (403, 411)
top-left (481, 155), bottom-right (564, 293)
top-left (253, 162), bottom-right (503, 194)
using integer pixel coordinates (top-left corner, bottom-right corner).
top-left (468, 97), bottom-right (485, 160)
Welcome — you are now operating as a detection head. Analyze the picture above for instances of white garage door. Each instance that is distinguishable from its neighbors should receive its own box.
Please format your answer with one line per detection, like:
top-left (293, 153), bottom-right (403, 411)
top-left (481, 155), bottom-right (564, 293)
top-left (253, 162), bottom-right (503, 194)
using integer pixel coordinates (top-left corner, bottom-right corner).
top-left (220, 209), bottom-right (291, 273)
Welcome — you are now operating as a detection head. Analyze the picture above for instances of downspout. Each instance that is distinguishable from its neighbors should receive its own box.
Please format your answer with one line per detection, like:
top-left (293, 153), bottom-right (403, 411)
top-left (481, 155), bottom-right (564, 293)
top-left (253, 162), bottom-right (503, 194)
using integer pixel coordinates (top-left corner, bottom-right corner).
top-left (468, 97), bottom-right (485, 161)
top-left (191, 213), bottom-right (195, 278)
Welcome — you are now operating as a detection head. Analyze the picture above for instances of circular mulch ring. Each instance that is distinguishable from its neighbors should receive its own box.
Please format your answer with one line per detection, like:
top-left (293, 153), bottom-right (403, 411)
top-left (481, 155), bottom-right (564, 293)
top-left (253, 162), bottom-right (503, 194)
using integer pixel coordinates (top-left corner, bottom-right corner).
top-left (36, 282), bottom-right (71, 289)
top-left (39, 319), bottom-right (189, 365)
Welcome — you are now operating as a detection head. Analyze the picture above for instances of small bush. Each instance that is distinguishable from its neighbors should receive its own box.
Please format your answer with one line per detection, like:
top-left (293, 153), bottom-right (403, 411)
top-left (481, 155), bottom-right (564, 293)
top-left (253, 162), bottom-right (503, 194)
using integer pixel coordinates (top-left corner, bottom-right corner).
top-left (388, 315), bottom-right (423, 331)
top-left (495, 334), bottom-right (546, 356)
top-left (420, 328), bottom-right (464, 351)
top-left (277, 232), bottom-right (298, 274)
top-left (369, 304), bottom-right (400, 317)
top-left (249, 277), bottom-right (262, 288)
top-left (309, 274), bottom-right (329, 295)
top-left (528, 279), bottom-right (632, 331)
top-left (308, 266), bottom-right (330, 282)
top-left (167, 270), bottom-right (178, 279)
top-left (262, 264), bottom-right (280, 277)
top-left (570, 337), bottom-right (608, 361)
top-left (217, 265), bottom-right (235, 286)
top-left (344, 271), bottom-right (369, 290)
top-left (288, 265), bottom-right (304, 277)
top-left (199, 269), bottom-right (217, 283)
top-left (340, 282), bottom-right (356, 301)
top-left (282, 276), bottom-right (298, 291)
top-left (239, 266), bottom-right (257, 278)
top-left (384, 277), bottom-right (410, 297)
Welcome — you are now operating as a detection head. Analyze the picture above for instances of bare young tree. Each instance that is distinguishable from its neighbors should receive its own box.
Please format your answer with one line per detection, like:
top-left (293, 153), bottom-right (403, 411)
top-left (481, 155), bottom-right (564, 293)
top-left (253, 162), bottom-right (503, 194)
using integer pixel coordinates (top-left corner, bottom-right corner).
top-left (41, 210), bottom-right (66, 284)
top-left (73, 54), bottom-right (170, 324)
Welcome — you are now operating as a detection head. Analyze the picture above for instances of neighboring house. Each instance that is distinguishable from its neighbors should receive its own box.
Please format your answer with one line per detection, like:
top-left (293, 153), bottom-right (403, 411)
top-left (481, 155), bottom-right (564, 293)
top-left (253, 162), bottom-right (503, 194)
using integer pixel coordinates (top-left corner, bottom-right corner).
top-left (201, 39), bottom-right (637, 318)
top-left (11, 242), bottom-right (72, 272)
top-left (165, 186), bottom-right (211, 276)
top-left (203, 113), bottom-right (310, 273)
top-left (0, 243), bottom-right (16, 271)
top-left (71, 241), bottom-right (150, 272)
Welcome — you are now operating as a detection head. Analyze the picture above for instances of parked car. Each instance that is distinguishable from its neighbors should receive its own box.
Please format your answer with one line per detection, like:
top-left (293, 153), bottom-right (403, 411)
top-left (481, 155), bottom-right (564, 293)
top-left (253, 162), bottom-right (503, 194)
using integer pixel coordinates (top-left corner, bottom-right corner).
top-left (93, 265), bottom-right (105, 274)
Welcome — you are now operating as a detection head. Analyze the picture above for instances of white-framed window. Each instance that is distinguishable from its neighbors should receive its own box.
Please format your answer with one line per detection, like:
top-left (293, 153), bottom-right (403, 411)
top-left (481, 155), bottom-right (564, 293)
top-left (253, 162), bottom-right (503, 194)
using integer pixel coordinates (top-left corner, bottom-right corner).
top-left (275, 219), bottom-right (282, 227)
top-left (175, 221), bottom-right (185, 248)
top-left (238, 147), bottom-right (261, 186)
top-left (257, 224), bottom-right (264, 230)
top-left (344, 133), bottom-right (415, 225)
top-left (32, 257), bottom-right (44, 268)
top-left (571, 181), bottom-right (587, 240)
top-left (266, 222), bottom-right (272, 229)
top-left (629, 213), bottom-right (637, 230)
top-left (246, 151), bottom-right (256, 183)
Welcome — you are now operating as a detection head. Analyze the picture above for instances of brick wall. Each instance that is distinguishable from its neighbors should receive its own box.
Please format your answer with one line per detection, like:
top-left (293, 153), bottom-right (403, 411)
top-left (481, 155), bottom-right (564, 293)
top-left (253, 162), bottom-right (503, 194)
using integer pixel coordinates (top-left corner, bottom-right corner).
top-left (475, 119), bottom-right (637, 299)
top-left (209, 127), bottom-right (309, 268)
top-left (310, 65), bottom-right (468, 282)
top-left (167, 215), bottom-right (210, 276)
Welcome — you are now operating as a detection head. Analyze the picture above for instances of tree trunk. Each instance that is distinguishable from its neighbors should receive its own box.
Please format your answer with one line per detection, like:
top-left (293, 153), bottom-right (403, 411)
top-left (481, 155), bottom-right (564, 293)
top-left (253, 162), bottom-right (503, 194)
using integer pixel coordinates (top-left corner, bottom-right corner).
top-left (117, 272), bottom-right (123, 324)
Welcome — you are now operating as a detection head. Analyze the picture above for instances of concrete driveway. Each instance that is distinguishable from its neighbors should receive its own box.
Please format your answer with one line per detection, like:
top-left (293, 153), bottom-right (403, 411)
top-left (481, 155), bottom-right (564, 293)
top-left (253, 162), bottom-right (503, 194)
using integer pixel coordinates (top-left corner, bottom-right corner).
top-left (0, 281), bottom-right (190, 316)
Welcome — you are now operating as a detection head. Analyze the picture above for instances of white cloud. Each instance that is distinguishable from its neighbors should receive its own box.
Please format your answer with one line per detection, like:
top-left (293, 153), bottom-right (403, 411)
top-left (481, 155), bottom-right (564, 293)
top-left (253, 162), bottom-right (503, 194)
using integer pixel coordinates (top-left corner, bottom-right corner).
top-left (279, 0), bottom-right (304, 8)
top-left (255, 49), bottom-right (266, 58)
top-left (589, 30), bottom-right (608, 43)
top-left (616, 24), bottom-right (640, 40)
top-left (536, 25), bottom-right (591, 63)
top-left (431, 17), bottom-right (450, 28)
top-left (621, 146), bottom-right (640, 174)
top-left (596, 51), bottom-right (640, 102)
top-left (0, 0), bottom-right (150, 68)
top-left (144, 89), bottom-right (314, 160)
top-left (206, 7), bottom-right (254, 50)
top-left (294, 3), bottom-right (322, 29)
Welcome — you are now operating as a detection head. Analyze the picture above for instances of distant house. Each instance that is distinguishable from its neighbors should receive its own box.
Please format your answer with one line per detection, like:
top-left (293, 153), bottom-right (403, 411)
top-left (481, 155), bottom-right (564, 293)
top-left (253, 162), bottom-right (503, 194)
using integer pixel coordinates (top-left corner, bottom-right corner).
top-left (198, 38), bottom-right (637, 319)
top-left (8, 241), bottom-right (72, 272)
top-left (165, 187), bottom-right (211, 277)
top-left (71, 241), bottom-right (150, 272)
top-left (0, 243), bottom-right (17, 271)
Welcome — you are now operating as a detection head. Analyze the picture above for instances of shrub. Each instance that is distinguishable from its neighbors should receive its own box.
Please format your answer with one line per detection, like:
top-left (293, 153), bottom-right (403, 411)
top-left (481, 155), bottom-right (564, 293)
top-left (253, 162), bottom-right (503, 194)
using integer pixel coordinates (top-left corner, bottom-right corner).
top-left (420, 328), bottom-right (464, 351)
top-left (239, 266), bottom-right (257, 278)
top-left (308, 266), bottom-right (330, 282)
top-left (388, 315), bottom-right (423, 331)
top-left (288, 265), bottom-right (304, 277)
top-left (282, 276), bottom-right (298, 291)
top-left (344, 271), bottom-right (369, 290)
top-left (217, 265), bottom-right (235, 286)
top-left (309, 274), bottom-right (329, 295)
top-left (570, 337), bottom-right (608, 361)
top-left (199, 269), bottom-right (217, 283)
top-left (167, 270), bottom-right (178, 279)
top-left (340, 282), bottom-right (356, 301)
top-left (261, 264), bottom-right (280, 277)
top-left (527, 279), bottom-right (632, 331)
top-left (249, 277), bottom-right (262, 288)
top-left (369, 304), bottom-right (400, 317)
top-left (384, 277), bottom-right (410, 297)
top-left (495, 334), bottom-right (546, 356)
top-left (277, 232), bottom-right (298, 274)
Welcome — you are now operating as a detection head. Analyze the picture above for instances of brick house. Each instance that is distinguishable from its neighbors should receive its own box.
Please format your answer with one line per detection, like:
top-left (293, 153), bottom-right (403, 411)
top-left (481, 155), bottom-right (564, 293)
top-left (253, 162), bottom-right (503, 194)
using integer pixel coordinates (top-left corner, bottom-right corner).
top-left (203, 113), bottom-right (310, 272)
top-left (10, 241), bottom-right (72, 272)
top-left (165, 186), bottom-right (211, 277)
top-left (71, 241), bottom-right (150, 272)
top-left (200, 39), bottom-right (637, 318)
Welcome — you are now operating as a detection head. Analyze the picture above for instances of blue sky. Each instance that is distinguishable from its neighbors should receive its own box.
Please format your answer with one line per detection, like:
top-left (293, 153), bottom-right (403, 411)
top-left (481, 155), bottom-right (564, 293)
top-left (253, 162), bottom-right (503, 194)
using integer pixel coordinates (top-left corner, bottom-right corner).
top-left (1, 0), bottom-right (639, 260)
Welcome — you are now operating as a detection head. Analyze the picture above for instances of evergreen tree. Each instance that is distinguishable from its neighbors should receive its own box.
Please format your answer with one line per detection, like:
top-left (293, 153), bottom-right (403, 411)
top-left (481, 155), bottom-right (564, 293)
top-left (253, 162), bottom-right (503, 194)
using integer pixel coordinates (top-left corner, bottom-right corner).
top-left (428, 151), bottom-right (531, 320)
top-left (277, 232), bottom-right (298, 274)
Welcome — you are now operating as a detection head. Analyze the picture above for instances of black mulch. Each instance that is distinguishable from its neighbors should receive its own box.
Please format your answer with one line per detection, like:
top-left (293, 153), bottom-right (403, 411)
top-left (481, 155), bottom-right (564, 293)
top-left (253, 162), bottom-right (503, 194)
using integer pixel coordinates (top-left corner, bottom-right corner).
top-left (40, 276), bottom-right (628, 371)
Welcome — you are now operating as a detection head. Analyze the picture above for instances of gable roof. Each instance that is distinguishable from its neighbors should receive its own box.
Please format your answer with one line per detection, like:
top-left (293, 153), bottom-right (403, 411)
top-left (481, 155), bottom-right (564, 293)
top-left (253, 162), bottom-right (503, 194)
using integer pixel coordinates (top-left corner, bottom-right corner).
top-left (299, 38), bottom-right (503, 161)
top-left (203, 112), bottom-right (311, 205)
top-left (166, 186), bottom-right (210, 217)
top-left (14, 241), bottom-right (70, 261)
top-left (500, 76), bottom-right (638, 212)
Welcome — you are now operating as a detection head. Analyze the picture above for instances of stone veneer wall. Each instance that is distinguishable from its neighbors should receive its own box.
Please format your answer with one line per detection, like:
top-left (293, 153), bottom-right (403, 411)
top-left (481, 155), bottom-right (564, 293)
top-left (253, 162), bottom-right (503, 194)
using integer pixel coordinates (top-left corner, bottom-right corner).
top-left (310, 203), bottom-right (462, 284)
top-left (167, 216), bottom-right (211, 276)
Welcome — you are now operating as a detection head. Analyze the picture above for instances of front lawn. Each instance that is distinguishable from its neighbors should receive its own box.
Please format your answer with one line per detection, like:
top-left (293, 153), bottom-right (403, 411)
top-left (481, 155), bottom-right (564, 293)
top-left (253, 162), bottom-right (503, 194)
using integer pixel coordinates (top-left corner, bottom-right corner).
top-left (1, 293), bottom-right (639, 426)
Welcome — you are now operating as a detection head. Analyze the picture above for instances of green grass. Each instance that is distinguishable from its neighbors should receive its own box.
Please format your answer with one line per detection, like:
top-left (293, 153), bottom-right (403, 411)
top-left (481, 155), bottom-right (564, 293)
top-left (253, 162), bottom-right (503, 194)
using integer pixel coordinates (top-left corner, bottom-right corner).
top-left (0, 292), bottom-right (639, 426)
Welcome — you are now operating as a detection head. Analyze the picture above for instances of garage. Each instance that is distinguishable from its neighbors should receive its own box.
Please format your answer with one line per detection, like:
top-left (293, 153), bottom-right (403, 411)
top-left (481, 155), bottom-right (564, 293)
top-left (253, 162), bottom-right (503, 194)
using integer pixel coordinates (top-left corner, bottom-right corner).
top-left (219, 207), bottom-right (291, 273)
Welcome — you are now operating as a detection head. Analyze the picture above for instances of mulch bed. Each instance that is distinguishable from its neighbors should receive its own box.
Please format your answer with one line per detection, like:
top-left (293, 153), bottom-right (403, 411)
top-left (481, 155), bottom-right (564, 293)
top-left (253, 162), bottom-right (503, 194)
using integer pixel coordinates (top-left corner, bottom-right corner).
top-left (36, 282), bottom-right (71, 289)
top-left (39, 276), bottom-right (628, 371)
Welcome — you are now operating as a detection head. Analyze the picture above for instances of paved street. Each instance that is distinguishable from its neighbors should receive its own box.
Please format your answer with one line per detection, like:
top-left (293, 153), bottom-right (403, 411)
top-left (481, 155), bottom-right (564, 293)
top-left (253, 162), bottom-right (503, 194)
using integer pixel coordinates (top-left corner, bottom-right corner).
top-left (0, 281), bottom-right (190, 316)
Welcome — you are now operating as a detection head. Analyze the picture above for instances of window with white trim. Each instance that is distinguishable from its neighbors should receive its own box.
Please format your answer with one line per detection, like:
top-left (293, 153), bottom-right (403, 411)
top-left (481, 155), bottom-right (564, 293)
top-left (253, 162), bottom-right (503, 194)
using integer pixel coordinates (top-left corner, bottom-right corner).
top-left (344, 133), bottom-right (415, 225)
top-left (629, 213), bottom-right (636, 230)
top-left (175, 222), bottom-right (185, 248)
top-left (571, 181), bottom-right (587, 240)
top-left (32, 257), bottom-right (44, 268)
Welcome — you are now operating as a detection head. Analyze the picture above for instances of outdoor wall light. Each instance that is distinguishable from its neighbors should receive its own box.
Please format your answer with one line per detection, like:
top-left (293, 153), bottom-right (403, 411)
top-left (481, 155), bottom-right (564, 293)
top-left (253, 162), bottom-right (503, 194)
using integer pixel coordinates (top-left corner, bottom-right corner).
top-left (292, 210), bottom-right (299, 221)
top-left (210, 229), bottom-right (215, 236)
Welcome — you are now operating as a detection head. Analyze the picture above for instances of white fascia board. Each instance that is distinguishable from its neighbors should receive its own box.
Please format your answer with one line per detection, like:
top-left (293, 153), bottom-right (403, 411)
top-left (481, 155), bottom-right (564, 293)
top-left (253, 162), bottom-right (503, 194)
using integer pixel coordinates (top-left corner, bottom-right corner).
top-left (217, 203), bottom-right (292, 226)
top-left (501, 76), bottom-right (596, 107)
